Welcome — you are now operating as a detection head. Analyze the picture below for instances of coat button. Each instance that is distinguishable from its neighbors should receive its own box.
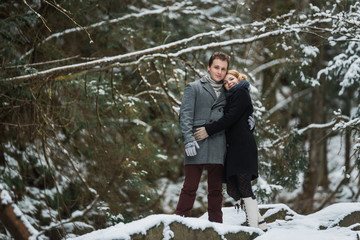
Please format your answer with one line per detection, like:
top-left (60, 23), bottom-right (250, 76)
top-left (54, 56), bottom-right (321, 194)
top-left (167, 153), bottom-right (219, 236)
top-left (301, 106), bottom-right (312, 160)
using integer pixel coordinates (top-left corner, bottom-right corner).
top-left (226, 144), bottom-right (229, 147)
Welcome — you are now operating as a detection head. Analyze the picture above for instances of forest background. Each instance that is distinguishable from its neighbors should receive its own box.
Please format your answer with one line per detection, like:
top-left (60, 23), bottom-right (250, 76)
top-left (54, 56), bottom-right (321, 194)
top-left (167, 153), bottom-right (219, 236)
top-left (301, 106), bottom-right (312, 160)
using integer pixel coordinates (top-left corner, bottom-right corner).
top-left (0, 0), bottom-right (359, 239)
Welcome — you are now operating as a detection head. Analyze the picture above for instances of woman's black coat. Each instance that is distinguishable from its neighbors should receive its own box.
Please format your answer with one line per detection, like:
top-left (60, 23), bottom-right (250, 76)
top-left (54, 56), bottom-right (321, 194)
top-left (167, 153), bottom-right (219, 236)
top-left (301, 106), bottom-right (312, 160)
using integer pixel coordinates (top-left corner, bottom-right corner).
top-left (205, 84), bottom-right (258, 181)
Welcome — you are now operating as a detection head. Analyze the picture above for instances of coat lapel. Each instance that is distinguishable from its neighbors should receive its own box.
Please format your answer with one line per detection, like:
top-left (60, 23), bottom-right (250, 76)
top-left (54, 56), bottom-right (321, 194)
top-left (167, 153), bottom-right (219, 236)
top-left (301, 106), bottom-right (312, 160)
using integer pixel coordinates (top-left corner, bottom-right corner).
top-left (213, 87), bottom-right (226, 107)
top-left (201, 77), bottom-right (217, 101)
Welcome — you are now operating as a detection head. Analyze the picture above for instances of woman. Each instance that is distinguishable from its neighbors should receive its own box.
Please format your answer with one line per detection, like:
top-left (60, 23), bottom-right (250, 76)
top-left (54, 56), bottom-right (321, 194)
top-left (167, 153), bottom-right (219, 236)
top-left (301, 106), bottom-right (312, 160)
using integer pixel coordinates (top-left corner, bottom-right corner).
top-left (194, 70), bottom-right (267, 231)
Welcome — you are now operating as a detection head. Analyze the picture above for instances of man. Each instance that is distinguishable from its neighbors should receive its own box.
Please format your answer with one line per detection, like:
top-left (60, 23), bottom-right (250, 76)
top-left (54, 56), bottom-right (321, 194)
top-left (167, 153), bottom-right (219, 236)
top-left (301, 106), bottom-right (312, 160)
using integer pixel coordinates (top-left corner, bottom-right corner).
top-left (175, 52), bottom-right (229, 223)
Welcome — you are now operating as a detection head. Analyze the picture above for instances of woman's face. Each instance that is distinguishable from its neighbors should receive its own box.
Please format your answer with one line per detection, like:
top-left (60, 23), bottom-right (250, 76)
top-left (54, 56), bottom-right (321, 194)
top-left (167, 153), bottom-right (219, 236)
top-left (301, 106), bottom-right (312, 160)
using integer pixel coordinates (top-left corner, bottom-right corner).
top-left (223, 74), bottom-right (239, 90)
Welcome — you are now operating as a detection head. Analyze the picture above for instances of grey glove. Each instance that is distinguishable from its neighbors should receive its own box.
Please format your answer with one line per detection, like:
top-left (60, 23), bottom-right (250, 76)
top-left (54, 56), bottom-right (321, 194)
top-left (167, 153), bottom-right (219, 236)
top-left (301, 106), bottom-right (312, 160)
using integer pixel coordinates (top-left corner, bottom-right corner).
top-left (185, 141), bottom-right (200, 157)
top-left (248, 114), bottom-right (255, 131)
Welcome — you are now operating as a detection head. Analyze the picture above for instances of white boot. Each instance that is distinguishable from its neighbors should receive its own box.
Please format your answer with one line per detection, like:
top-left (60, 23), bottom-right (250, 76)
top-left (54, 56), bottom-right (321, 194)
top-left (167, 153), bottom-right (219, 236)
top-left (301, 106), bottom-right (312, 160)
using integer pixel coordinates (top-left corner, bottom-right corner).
top-left (258, 212), bottom-right (268, 232)
top-left (243, 197), bottom-right (268, 231)
top-left (243, 197), bottom-right (259, 228)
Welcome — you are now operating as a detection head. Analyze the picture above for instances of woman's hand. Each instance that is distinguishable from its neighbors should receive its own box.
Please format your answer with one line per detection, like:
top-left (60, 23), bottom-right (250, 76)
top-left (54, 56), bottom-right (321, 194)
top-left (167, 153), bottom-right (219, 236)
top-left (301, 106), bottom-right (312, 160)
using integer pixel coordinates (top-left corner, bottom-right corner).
top-left (194, 127), bottom-right (209, 141)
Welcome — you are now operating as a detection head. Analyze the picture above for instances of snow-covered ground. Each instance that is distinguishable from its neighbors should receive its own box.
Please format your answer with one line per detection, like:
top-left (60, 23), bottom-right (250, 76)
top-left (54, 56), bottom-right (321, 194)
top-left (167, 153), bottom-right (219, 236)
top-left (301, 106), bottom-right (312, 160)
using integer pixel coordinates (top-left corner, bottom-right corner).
top-left (70, 202), bottom-right (360, 240)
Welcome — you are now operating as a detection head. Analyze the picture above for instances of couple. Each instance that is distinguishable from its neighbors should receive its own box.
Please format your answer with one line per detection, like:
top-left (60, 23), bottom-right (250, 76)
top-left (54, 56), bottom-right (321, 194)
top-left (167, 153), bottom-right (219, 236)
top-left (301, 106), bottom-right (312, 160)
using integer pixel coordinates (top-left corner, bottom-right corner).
top-left (175, 51), bottom-right (267, 231)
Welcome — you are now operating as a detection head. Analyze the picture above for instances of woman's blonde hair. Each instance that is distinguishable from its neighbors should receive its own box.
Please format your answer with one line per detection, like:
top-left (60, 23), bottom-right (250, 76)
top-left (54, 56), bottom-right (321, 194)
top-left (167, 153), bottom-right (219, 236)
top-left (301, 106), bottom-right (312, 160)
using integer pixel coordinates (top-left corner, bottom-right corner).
top-left (227, 69), bottom-right (247, 82)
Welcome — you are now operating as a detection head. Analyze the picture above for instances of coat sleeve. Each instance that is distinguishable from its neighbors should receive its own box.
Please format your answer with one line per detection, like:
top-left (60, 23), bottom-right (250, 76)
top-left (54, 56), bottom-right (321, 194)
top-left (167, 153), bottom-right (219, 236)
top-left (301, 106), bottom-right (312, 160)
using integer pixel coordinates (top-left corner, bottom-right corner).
top-left (179, 84), bottom-right (196, 145)
top-left (205, 88), bottom-right (251, 136)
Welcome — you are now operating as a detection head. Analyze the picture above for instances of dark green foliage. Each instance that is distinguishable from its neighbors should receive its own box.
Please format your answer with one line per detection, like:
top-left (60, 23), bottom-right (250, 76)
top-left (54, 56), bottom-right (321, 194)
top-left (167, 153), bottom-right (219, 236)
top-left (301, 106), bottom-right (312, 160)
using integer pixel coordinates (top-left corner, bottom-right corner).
top-left (269, 134), bottom-right (308, 190)
top-left (0, 0), bottom-right (359, 238)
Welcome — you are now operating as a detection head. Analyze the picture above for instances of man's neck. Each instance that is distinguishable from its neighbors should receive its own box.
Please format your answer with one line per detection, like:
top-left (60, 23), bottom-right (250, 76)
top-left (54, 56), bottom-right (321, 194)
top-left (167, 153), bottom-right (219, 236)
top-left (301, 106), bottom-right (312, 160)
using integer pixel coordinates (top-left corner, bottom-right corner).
top-left (206, 74), bottom-right (223, 85)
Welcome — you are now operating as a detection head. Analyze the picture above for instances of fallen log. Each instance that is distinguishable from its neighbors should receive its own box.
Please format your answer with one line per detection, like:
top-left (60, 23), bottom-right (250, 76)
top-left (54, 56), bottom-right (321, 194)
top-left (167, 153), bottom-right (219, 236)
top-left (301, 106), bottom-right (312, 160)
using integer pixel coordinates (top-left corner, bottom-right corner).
top-left (0, 190), bottom-right (37, 240)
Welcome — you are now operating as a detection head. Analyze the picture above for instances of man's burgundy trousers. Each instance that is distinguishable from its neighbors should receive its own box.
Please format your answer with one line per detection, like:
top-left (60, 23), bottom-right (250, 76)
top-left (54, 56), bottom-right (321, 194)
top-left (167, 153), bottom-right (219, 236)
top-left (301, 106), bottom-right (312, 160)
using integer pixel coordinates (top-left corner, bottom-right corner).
top-left (175, 164), bottom-right (223, 223)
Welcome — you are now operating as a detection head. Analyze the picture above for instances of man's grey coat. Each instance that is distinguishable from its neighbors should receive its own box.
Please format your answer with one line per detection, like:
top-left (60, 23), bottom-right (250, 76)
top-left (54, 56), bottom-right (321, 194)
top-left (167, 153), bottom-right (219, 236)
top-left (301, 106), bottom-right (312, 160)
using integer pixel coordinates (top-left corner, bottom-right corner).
top-left (179, 76), bottom-right (227, 165)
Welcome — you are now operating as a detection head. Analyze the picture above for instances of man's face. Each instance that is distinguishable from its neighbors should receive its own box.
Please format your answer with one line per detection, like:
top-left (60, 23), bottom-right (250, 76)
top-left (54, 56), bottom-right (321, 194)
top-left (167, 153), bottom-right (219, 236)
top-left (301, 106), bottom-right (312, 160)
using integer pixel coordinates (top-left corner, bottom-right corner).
top-left (207, 58), bottom-right (228, 82)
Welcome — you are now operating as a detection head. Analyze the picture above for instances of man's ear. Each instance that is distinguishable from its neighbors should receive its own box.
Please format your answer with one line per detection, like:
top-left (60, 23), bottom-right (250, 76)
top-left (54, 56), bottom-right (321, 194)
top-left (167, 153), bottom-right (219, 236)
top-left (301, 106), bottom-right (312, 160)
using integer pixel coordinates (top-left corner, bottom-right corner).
top-left (207, 65), bottom-right (210, 72)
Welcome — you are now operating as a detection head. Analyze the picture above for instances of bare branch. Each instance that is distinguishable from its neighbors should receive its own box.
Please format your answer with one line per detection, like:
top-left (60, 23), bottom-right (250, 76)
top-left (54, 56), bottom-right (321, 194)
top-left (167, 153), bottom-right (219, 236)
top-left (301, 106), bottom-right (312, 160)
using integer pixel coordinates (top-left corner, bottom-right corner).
top-left (315, 163), bottom-right (357, 212)
top-left (250, 58), bottom-right (300, 76)
top-left (20, 2), bottom-right (189, 59)
top-left (296, 119), bottom-right (338, 135)
top-left (260, 117), bottom-right (341, 150)
top-left (4, 55), bottom-right (80, 69)
top-left (267, 88), bottom-right (312, 118)
top-left (9, 7), bottom-right (344, 82)
top-left (34, 193), bottom-right (99, 239)
top-left (23, 0), bottom-right (52, 32)
top-left (3, 25), bottom-right (311, 82)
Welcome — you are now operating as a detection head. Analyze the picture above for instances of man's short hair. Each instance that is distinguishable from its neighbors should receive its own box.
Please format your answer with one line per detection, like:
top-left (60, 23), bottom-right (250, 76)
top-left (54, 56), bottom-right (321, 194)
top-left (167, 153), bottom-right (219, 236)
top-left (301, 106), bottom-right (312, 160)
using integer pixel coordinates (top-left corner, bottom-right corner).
top-left (208, 52), bottom-right (230, 68)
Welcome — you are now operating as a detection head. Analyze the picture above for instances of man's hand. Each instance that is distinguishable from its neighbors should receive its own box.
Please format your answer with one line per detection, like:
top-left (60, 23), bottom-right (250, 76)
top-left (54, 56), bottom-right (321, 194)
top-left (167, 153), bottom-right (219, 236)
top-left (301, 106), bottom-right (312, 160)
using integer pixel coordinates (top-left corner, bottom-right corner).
top-left (194, 127), bottom-right (209, 141)
top-left (248, 114), bottom-right (255, 131)
top-left (185, 141), bottom-right (200, 157)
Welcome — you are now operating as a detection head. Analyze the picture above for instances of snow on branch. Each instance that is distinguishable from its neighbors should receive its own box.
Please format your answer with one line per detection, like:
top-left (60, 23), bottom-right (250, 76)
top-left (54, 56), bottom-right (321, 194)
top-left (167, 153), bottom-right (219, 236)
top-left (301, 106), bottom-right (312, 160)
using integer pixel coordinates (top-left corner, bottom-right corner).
top-left (260, 113), bottom-right (358, 150)
top-left (20, 2), bottom-right (189, 60)
top-left (267, 88), bottom-right (312, 118)
top-left (4, 21), bottom-right (317, 83)
top-left (23, 0), bottom-right (51, 32)
top-left (332, 115), bottom-right (360, 132)
top-left (6, 5), bottom-right (359, 83)
top-left (296, 119), bottom-right (338, 135)
top-left (5, 25), bottom-right (242, 82)
top-left (135, 87), bottom-right (181, 106)
top-left (20, 2), bottom-right (298, 61)
top-left (250, 58), bottom-right (300, 76)
top-left (5, 55), bottom-right (80, 69)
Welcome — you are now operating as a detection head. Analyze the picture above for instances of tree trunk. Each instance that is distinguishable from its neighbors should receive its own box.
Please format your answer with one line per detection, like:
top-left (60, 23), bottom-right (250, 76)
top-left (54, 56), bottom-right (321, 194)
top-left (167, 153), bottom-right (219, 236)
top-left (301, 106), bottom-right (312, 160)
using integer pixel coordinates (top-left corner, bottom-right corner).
top-left (0, 190), bottom-right (34, 240)
top-left (344, 98), bottom-right (352, 174)
top-left (345, 130), bottom-right (351, 172)
top-left (0, 143), bottom-right (5, 166)
top-left (319, 139), bottom-right (329, 189)
top-left (300, 86), bottom-right (326, 213)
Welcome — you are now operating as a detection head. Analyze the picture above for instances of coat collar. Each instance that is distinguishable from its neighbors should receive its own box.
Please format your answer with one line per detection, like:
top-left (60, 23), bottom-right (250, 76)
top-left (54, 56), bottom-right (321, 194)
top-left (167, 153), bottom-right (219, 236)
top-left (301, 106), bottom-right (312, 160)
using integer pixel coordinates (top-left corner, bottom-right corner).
top-left (200, 76), bottom-right (226, 106)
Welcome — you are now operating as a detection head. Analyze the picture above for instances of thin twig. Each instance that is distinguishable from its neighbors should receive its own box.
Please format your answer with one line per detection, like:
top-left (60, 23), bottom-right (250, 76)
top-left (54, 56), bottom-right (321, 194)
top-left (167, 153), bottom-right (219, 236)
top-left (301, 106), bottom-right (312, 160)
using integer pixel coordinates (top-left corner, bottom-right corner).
top-left (3, 55), bottom-right (80, 69)
top-left (23, 0), bottom-right (52, 32)
top-left (43, 0), bottom-right (93, 43)
top-left (315, 163), bottom-right (357, 211)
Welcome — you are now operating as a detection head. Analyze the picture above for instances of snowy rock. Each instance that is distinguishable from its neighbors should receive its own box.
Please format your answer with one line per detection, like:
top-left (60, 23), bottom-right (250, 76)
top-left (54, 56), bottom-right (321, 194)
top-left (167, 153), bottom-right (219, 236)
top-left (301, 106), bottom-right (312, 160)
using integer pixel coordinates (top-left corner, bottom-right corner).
top-left (168, 221), bottom-right (259, 240)
top-left (259, 204), bottom-right (296, 223)
top-left (126, 218), bottom-right (261, 240)
top-left (70, 203), bottom-right (360, 240)
top-left (337, 210), bottom-right (360, 228)
top-left (350, 223), bottom-right (360, 231)
top-left (130, 223), bottom-right (164, 240)
top-left (319, 209), bottom-right (360, 229)
top-left (70, 214), bottom-right (262, 240)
